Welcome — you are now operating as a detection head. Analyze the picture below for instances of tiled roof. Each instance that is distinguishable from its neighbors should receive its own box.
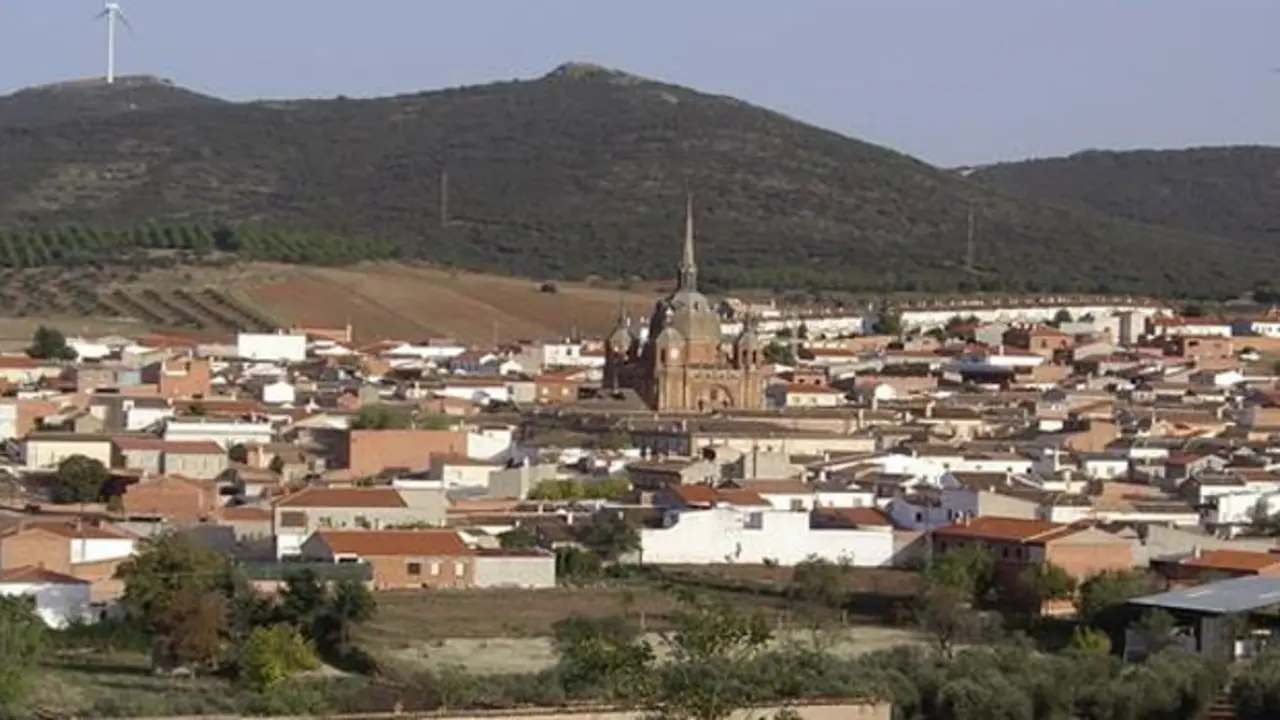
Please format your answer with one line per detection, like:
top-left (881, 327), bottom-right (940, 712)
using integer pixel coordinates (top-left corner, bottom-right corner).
top-left (932, 516), bottom-right (1085, 544)
top-left (669, 485), bottom-right (770, 508)
top-left (275, 487), bottom-right (407, 509)
top-left (811, 506), bottom-right (894, 529)
top-left (1181, 549), bottom-right (1280, 573)
top-left (315, 529), bottom-right (471, 557)
top-left (0, 565), bottom-right (89, 584)
top-left (0, 519), bottom-right (135, 540)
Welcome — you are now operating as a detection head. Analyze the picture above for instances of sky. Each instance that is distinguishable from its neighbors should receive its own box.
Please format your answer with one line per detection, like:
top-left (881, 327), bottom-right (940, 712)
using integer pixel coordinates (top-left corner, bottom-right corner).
top-left (1, 0), bottom-right (1277, 166)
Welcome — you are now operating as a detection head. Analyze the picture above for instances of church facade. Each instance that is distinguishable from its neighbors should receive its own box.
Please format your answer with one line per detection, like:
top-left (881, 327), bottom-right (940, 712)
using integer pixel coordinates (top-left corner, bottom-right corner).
top-left (603, 202), bottom-right (768, 412)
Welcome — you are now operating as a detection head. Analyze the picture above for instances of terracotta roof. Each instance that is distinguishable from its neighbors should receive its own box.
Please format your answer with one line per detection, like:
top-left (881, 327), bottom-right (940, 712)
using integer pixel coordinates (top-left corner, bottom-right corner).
top-left (218, 506), bottom-right (272, 521)
top-left (812, 506), bottom-right (894, 528)
top-left (669, 485), bottom-right (770, 508)
top-left (112, 436), bottom-right (224, 455)
top-left (0, 356), bottom-right (44, 369)
top-left (275, 487), bottom-right (407, 509)
top-left (314, 529), bottom-right (471, 557)
top-left (1181, 549), bottom-right (1280, 573)
top-left (0, 565), bottom-right (89, 584)
top-left (0, 519), bottom-right (135, 540)
top-left (727, 479), bottom-right (812, 495)
top-left (932, 516), bottom-right (1086, 544)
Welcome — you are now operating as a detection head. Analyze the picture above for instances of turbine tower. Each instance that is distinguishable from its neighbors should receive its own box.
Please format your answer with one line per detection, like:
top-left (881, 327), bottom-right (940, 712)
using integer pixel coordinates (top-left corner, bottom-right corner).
top-left (94, 2), bottom-right (133, 84)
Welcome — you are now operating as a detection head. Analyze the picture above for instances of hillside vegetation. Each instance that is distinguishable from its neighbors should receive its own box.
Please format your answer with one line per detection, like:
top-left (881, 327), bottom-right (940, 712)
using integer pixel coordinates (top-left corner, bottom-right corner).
top-left (970, 146), bottom-right (1280, 247)
top-left (0, 67), bottom-right (1274, 297)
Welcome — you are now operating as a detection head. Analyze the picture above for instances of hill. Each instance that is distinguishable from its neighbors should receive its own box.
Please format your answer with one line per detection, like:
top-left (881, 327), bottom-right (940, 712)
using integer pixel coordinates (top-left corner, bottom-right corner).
top-left (0, 64), bottom-right (1274, 297)
top-left (0, 75), bottom-right (225, 129)
top-left (968, 146), bottom-right (1280, 248)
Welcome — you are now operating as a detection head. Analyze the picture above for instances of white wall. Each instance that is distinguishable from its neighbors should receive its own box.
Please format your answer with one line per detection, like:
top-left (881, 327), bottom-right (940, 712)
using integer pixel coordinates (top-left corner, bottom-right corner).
top-left (640, 507), bottom-right (893, 566)
top-left (0, 581), bottom-right (92, 628)
top-left (236, 333), bottom-right (307, 363)
top-left (262, 381), bottom-right (297, 405)
top-left (164, 420), bottom-right (274, 448)
top-left (70, 537), bottom-right (136, 564)
top-left (467, 427), bottom-right (515, 462)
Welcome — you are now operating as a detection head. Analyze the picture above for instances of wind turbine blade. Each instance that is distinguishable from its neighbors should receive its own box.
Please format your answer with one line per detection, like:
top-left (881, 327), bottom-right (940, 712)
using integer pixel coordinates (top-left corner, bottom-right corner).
top-left (116, 11), bottom-right (136, 34)
top-left (92, 9), bottom-right (109, 20)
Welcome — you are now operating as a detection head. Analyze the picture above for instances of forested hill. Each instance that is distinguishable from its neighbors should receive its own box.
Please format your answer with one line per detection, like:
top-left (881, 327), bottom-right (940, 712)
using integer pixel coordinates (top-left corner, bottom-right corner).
top-left (969, 146), bottom-right (1280, 248)
top-left (0, 65), bottom-right (1274, 297)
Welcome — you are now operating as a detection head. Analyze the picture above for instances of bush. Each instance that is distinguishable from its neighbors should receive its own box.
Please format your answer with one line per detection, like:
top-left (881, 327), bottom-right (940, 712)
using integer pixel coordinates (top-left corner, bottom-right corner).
top-left (239, 624), bottom-right (320, 691)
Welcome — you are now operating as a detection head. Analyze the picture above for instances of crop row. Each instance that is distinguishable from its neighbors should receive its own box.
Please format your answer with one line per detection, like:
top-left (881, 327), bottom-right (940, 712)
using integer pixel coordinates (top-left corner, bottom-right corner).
top-left (0, 223), bottom-right (399, 269)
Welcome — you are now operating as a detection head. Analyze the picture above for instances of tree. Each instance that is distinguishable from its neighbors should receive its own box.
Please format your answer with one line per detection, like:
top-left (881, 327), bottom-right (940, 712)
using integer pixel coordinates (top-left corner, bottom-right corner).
top-left (239, 624), bottom-right (320, 691)
top-left (26, 325), bottom-right (75, 360)
top-left (1232, 650), bottom-right (1280, 720)
top-left (1076, 569), bottom-right (1158, 628)
top-left (1130, 608), bottom-right (1179, 657)
top-left (1067, 626), bottom-right (1112, 654)
top-left (278, 571), bottom-right (375, 660)
top-left (762, 342), bottom-right (795, 366)
top-left (1012, 562), bottom-right (1076, 611)
top-left (498, 527), bottom-right (538, 549)
top-left (228, 443), bottom-right (249, 464)
top-left (153, 585), bottom-right (228, 671)
top-left (49, 454), bottom-right (109, 504)
top-left (580, 512), bottom-right (640, 563)
top-left (925, 544), bottom-right (995, 601)
top-left (116, 532), bottom-right (235, 632)
top-left (350, 405), bottom-right (412, 430)
top-left (787, 556), bottom-right (849, 609)
top-left (552, 615), bottom-right (653, 699)
top-left (871, 309), bottom-right (903, 336)
top-left (188, 400), bottom-right (207, 416)
top-left (915, 582), bottom-right (989, 660)
top-left (1052, 309), bottom-right (1073, 325)
top-left (0, 596), bottom-right (46, 714)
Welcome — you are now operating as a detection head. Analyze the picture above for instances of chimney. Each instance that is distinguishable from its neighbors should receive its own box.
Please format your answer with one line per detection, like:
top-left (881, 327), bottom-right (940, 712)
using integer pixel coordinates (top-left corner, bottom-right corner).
top-left (925, 401), bottom-right (936, 419)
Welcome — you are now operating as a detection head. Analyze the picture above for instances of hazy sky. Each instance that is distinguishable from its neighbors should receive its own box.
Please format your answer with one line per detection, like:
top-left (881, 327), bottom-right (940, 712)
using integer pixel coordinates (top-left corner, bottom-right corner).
top-left (2, 0), bottom-right (1277, 166)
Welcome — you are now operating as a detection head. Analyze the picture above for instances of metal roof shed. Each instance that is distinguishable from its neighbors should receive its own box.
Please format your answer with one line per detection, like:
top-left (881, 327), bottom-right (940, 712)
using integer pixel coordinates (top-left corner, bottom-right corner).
top-left (1123, 576), bottom-right (1280, 663)
top-left (1130, 576), bottom-right (1280, 616)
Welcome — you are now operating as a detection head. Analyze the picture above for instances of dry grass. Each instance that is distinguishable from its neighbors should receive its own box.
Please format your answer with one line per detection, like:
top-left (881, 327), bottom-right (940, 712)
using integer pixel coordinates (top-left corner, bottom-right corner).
top-left (241, 263), bottom-right (659, 343)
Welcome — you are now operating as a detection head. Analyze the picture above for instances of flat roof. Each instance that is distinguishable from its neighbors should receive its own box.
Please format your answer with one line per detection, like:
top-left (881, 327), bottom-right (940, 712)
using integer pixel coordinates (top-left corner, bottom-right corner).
top-left (1129, 575), bottom-right (1280, 615)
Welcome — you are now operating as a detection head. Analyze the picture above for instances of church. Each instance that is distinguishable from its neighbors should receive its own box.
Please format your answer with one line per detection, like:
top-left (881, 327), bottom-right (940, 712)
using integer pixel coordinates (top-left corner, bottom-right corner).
top-left (603, 201), bottom-right (769, 412)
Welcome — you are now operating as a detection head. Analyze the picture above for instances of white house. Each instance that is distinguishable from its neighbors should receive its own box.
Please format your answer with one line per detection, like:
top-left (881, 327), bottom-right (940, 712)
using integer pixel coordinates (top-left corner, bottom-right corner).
top-left (639, 505), bottom-right (894, 566)
top-left (766, 383), bottom-right (846, 409)
top-left (164, 419), bottom-right (274, 449)
top-left (0, 566), bottom-right (93, 628)
top-left (236, 332), bottom-right (307, 363)
top-left (261, 380), bottom-right (297, 406)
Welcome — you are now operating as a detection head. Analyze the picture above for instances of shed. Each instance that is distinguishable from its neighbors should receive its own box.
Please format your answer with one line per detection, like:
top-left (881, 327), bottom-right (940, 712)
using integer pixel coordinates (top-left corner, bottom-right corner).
top-left (1123, 575), bottom-right (1280, 662)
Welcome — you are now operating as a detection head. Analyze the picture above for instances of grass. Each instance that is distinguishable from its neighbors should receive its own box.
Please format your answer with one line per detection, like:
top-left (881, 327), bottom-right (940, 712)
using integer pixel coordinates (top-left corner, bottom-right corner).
top-left (358, 568), bottom-right (927, 675)
top-left (33, 651), bottom-right (244, 718)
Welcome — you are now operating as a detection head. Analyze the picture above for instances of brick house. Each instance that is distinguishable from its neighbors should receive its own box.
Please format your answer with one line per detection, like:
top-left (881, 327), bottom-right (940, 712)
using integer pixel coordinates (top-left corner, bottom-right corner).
top-left (299, 529), bottom-right (556, 590)
top-left (141, 357), bottom-right (212, 399)
top-left (0, 519), bottom-right (137, 601)
top-left (272, 486), bottom-right (448, 558)
top-left (300, 529), bottom-right (475, 589)
top-left (1151, 549), bottom-right (1280, 588)
top-left (341, 429), bottom-right (467, 476)
top-left (1003, 325), bottom-right (1072, 358)
top-left (931, 516), bottom-right (1136, 582)
top-left (119, 474), bottom-right (220, 523)
top-left (1169, 335), bottom-right (1233, 361)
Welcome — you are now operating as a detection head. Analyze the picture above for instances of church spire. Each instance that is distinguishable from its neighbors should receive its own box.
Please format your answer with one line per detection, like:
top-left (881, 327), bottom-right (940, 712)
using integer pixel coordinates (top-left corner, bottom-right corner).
top-left (677, 194), bottom-right (697, 291)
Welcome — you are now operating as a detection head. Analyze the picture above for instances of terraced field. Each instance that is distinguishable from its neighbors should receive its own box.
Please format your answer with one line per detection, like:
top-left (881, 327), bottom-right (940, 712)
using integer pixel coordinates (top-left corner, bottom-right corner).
top-left (0, 267), bottom-right (279, 335)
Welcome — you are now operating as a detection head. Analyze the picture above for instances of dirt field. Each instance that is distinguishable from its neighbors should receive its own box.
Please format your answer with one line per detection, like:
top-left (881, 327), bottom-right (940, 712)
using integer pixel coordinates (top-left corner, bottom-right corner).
top-left (242, 263), bottom-right (659, 343)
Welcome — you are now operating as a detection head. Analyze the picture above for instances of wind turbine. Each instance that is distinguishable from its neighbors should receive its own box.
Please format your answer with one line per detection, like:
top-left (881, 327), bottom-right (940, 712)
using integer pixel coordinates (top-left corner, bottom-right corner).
top-left (93, 1), bottom-right (134, 84)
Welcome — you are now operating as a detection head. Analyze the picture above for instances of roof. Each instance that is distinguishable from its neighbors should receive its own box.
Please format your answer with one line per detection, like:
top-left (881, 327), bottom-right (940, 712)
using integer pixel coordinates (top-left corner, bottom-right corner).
top-left (931, 516), bottom-right (1087, 544)
top-left (112, 436), bottom-right (224, 454)
top-left (0, 565), bottom-right (89, 584)
top-left (668, 485), bottom-right (770, 508)
top-left (1130, 575), bottom-right (1280, 615)
top-left (1180, 549), bottom-right (1280, 574)
top-left (0, 519), bottom-right (134, 540)
top-left (314, 529), bottom-right (471, 557)
top-left (275, 487), bottom-right (407, 509)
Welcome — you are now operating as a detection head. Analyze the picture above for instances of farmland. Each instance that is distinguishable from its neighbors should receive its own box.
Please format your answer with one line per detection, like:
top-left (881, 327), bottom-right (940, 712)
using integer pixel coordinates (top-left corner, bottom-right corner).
top-left (0, 262), bottom-right (659, 344)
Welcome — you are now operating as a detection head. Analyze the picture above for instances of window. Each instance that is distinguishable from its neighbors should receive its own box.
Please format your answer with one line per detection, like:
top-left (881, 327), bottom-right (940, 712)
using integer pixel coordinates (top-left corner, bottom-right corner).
top-left (336, 556), bottom-right (360, 565)
top-left (407, 562), bottom-right (422, 576)
top-left (790, 499), bottom-right (805, 512)
top-left (279, 511), bottom-right (306, 528)
top-left (744, 512), bottom-right (764, 530)
top-left (430, 562), bottom-right (440, 576)
top-left (454, 562), bottom-right (466, 576)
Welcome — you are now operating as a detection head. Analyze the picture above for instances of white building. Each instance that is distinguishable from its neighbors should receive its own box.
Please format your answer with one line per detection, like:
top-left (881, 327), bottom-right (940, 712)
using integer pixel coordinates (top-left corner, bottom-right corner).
top-left (164, 419), bottom-right (274, 449)
top-left (236, 332), bottom-right (307, 363)
top-left (639, 505), bottom-right (894, 566)
top-left (261, 380), bottom-right (297, 406)
top-left (0, 567), bottom-right (93, 628)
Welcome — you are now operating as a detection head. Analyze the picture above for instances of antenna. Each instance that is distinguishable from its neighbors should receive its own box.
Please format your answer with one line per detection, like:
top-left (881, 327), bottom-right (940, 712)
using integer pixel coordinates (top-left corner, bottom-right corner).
top-left (93, 1), bottom-right (134, 84)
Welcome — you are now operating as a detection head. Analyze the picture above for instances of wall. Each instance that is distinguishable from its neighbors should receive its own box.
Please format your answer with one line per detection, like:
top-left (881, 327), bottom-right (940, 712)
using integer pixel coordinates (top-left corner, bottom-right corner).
top-left (164, 452), bottom-right (229, 480)
top-left (164, 420), bottom-right (274, 448)
top-left (236, 333), bottom-right (307, 363)
top-left (25, 439), bottom-right (113, 470)
top-left (345, 429), bottom-right (467, 475)
top-left (640, 507), bottom-right (894, 566)
top-left (472, 554), bottom-right (557, 589)
top-left (70, 538), bottom-right (135, 564)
